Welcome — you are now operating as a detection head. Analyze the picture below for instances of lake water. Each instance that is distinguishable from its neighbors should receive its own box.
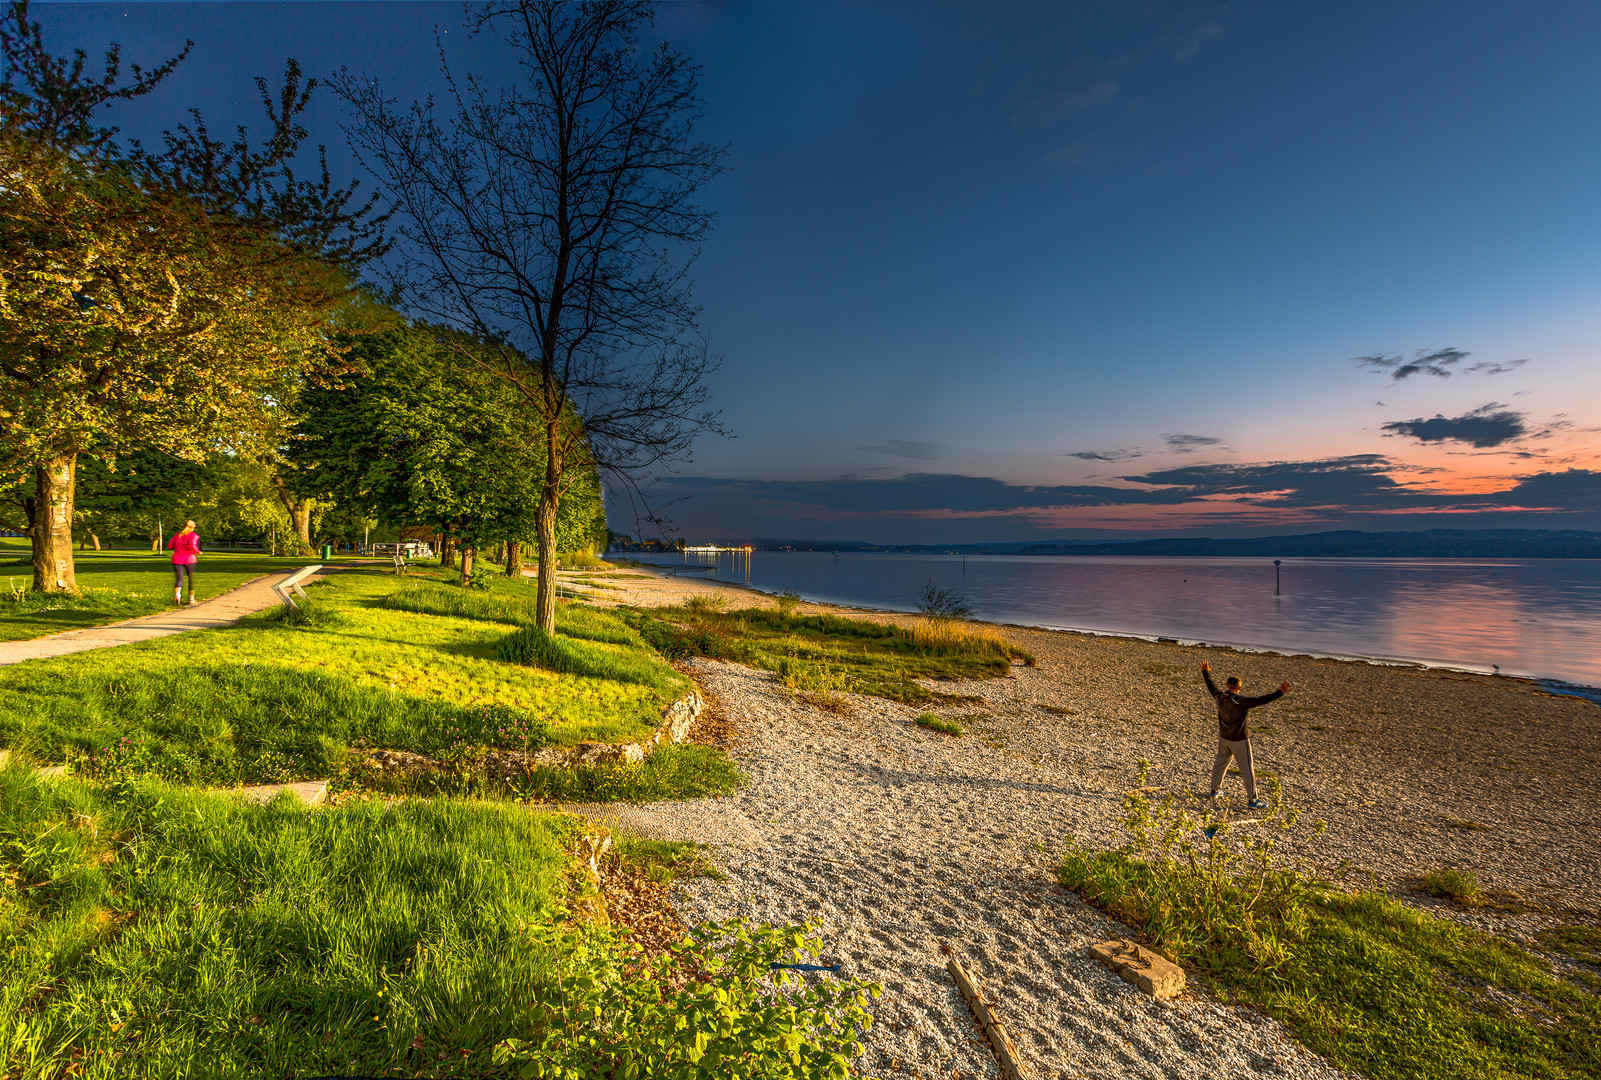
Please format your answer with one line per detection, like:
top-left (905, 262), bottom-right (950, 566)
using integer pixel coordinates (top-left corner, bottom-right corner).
top-left (622, 551), bottom-right (1601, 688)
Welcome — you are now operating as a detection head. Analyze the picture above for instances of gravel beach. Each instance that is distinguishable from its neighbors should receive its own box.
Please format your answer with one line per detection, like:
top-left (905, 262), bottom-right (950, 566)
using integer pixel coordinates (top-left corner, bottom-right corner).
top-left (575, 565), bottom-right (1601, 1079)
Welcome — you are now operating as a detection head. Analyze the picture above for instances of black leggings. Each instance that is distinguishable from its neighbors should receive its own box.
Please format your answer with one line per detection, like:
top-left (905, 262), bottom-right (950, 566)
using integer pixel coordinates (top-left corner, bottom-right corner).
top-left (174, 564), bottom-right (195, 593)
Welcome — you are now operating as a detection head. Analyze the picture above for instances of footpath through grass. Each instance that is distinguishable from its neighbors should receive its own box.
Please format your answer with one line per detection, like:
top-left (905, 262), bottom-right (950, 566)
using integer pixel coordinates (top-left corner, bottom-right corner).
top-left (0, 538), bottom-right (326, 642)
top-left (0, 768), bottom-right (876, 1078)
top-left (0, 569), bottom-right (691, 786)
top-left (1059, 766), bottom-right (1601, 1080)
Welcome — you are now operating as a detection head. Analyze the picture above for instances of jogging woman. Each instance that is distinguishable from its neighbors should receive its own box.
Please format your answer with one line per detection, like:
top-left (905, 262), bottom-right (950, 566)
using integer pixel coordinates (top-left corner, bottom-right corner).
top-left (170, 520), bottom-right (201, 605)
top-left (1201, 660), bottom-right (1290, 809)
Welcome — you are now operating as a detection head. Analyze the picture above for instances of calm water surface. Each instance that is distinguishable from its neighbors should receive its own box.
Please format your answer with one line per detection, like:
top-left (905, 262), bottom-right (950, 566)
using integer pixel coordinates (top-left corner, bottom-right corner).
top-left (624, 551), bottom-right (1601, 687)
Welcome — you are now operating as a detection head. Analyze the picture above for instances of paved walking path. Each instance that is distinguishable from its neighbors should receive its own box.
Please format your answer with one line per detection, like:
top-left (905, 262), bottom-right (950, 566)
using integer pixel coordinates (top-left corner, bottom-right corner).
top-left (0, 564), bottom-right (359, 668)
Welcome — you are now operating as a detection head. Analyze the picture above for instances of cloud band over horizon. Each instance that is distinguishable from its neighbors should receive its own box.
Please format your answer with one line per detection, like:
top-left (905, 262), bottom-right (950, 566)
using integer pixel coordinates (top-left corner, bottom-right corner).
top-left (624, 460), bottom-right (1601, 543)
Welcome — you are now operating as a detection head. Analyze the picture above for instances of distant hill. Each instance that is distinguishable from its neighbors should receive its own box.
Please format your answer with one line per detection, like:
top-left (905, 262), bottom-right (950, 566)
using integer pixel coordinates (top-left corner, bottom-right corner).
top-left (1017, 529), bottom-right (1601, 559)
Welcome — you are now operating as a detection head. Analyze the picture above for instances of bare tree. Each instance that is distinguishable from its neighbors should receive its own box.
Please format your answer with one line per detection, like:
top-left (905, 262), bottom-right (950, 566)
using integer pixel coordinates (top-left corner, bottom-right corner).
top-left (336, 0), bottom-right (725, 630)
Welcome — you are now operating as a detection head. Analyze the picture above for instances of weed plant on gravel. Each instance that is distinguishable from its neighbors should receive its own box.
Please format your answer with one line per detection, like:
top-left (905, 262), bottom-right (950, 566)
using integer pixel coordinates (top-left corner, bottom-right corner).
top-left (913, 713), bottom-right (964, 736)
top-left (1421, 866), bottom-right (1485, 906)
top-left (0, 769), bottom-right (869, 1078)
top-left (1060, 763), bottom-right (1601, 1080)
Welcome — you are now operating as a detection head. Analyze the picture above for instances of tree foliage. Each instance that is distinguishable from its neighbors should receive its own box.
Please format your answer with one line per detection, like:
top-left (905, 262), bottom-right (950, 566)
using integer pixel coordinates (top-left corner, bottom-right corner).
top-left (0, 0), bottom-right (384, 590)
top-left (290, 326), bottom-right (606, 563)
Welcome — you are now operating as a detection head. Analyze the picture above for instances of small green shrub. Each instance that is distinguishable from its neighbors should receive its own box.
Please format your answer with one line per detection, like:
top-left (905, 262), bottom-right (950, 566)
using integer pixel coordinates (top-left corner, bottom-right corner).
top-left (916, 579), bottom-right (972, 620)
top-left (774, 591), bottom-right (801, 615)
top-left (684, 592), bottom-right (729, 616)
top-left (260, 598), bottom-right (351, 629)
top-left (1058, 761), bottom-right (1321, 978)
top-left (914, 713), bottom-right (964, 736)
top-left (1421, 866), bottom-right (1484, 907)
top-left (494, 920), bottom-right (878, 1078)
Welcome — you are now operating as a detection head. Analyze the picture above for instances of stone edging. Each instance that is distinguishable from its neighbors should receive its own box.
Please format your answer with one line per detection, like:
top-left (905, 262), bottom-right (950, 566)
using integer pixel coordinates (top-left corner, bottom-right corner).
top-left (359, 688), bottom-right (704, 782)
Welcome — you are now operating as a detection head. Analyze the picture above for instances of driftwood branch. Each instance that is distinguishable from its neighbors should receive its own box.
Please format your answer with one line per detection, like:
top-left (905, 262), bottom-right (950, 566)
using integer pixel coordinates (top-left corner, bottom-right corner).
top-left (946, 954), bottom-right (1029, 1080)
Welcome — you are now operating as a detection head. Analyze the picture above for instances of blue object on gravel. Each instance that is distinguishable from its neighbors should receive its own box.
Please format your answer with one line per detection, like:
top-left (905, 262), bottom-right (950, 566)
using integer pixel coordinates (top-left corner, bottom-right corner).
top-left (771, 962), bottom-right (841, 973)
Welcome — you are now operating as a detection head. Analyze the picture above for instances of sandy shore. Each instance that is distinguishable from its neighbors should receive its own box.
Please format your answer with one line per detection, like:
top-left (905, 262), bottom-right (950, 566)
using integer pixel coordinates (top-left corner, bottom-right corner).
top-left (577, 564), bottom-right (1601, 1079)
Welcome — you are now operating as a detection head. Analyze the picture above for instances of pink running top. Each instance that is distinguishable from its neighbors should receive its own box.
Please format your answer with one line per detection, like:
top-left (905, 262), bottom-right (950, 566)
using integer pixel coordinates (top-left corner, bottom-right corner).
top-left (169, 531), bottom-right (201, 565)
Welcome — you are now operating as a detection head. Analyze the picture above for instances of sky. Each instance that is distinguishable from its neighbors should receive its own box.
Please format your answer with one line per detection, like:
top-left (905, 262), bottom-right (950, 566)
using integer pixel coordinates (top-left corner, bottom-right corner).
top-left (33, 0), bottom-right (1601, 543)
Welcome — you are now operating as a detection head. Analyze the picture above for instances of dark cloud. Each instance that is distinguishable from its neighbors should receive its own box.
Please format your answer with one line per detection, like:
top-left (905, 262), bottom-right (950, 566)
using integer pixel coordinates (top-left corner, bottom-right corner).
top-left (1357, 347), bottom-right (1471, 380)
top-left (1121, 455), bottom-right (1429, 509)
top-left (858, 440), bottom-right (944, 460)
top-left (1381, 404), bottom-right (1528, 448)
top-left (1463, 358), bottom-right (1530, 376)
top-left (1067, 448), bottom-right (1143, 462)
top-left (1499, 469), bottom-right (1601, 512)
top-left (1165, 434), bottom-right (1222, 453)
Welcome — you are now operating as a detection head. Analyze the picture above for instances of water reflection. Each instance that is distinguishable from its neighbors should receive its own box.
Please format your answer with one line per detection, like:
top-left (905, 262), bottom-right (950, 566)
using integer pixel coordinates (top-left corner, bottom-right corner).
top-left (625, 552), bottom-right (1601, 685)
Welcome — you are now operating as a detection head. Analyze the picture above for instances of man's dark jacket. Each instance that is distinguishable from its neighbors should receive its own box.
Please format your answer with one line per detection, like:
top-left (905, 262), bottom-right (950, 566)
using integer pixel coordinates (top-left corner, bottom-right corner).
top-left (1202, 669), bottom-right (1283, 741)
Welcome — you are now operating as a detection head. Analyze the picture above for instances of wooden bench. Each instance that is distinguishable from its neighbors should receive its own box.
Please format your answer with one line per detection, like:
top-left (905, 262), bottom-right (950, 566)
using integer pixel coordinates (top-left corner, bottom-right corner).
top-left (271, 564), bottom-right (323, 609)
top-left (392, 552), bottom-right (407, 574)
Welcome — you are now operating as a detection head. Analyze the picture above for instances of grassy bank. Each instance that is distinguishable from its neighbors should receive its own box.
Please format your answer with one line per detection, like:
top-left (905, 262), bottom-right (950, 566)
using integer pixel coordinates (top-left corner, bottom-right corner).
top-left (620, 598), bottom-right (1034, 704)
top-left (0, 570), bottom-right (691, 786)
top-left (0, 539), bottom-right (326, 642)
top-left (1059, 768), bottom-right (1601, 1080)
top-left (0, 768), bottom-right (874, 1078)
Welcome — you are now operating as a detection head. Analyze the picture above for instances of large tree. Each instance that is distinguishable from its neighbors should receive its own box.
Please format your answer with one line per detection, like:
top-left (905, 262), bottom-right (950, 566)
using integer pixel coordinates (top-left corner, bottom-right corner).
top-left (337, 0), bottom-right (724, 630)
top-left (0, 1), bottom-right (382, 591)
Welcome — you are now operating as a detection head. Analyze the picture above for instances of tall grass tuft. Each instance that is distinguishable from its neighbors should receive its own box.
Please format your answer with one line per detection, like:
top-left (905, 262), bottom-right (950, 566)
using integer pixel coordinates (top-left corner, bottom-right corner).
top-left (496, 624), bottom-right (683, 692)
top-left (910, 615), bottom-right (1034, 665)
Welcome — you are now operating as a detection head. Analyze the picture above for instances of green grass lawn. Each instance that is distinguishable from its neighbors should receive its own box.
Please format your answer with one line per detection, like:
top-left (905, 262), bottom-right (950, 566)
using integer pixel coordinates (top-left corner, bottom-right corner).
top-left (0, 769), bottom-right (872, 1078)
top-left (0, 538), bottom-right (329, 642)
top-left (0, 569), bottom-right (690, 786)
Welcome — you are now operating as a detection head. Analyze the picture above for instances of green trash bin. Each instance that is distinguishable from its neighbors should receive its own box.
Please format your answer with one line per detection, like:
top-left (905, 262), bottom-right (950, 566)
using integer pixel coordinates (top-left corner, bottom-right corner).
top-left (321, 544), bottom-right (333, 561)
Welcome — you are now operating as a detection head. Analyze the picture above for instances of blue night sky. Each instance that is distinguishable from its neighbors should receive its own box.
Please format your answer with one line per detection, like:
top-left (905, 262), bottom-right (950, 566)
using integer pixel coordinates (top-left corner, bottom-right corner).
top-left (36, 1), bottom-right (1601, 542)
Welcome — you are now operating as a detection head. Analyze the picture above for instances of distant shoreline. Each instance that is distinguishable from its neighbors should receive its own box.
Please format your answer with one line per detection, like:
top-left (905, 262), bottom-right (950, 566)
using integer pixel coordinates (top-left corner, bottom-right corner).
top-left (615, 527), bottom-right (1601, 560)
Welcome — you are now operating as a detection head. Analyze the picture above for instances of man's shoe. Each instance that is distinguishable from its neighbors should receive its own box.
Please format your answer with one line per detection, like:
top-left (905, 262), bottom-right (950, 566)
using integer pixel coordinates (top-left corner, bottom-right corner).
top-left (1206, 789), bottom-right (1222, 799)
top-left (1247, 798), bottom-right (1269, 811)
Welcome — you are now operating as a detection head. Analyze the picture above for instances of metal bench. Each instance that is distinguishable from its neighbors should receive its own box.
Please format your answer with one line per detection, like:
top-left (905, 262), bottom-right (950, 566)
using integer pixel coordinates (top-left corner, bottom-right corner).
top-left (271, 564), bottom-right (323, 610)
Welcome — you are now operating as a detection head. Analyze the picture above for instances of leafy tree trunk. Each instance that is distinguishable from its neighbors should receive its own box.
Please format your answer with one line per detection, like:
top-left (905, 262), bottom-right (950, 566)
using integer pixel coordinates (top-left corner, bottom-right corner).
top-left (440, 534), bottom-right (456, 569)
top-left (78, 532), bottom-right (101, 551)
top-left (31, 453), bottom-right (78, 594)
top-left (271, 476), bottom-right (316, 555)
top-left (504, 538), bottom-right (521, 577)
top-left (460, 545), bottom-right (476, 581)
